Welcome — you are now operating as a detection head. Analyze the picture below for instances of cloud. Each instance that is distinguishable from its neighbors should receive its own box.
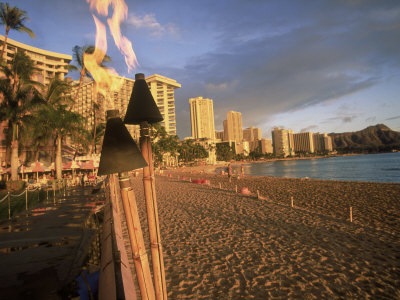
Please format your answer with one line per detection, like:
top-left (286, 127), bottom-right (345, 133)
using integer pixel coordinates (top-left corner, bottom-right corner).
top-left (385, 115), bottom-right (400, 121)
top-left (342, 116), bottom-right (354, 123)
top-left (127, 13), bottom-right (179, 38)
top-left (366, 116), bottom-right (376, 123)
top-left (300, 125), bottom-right (319, 132)
top-left (173, 0), bottom-right (400, 138)
top-left (205, 80), bottom-right (238, 93)
top-left (322, 114), bottom-right (358, 124)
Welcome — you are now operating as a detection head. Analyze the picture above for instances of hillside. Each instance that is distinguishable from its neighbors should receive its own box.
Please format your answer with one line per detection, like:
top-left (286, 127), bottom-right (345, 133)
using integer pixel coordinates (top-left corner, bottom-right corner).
top-left (329, 124), bottom-right (400, 153)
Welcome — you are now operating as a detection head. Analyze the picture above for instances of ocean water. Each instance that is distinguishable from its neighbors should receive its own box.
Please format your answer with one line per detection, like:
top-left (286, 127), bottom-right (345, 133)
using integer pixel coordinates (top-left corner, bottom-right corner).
top-left (232, 152), bottom-right (400, 183)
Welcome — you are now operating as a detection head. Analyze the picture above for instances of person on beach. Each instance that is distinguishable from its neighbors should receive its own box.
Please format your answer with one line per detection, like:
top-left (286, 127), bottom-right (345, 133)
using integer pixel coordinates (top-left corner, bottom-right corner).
top-left (228, 163), bottom-right (232, 178)
top-left (241, 164), bottom-right (244, 178)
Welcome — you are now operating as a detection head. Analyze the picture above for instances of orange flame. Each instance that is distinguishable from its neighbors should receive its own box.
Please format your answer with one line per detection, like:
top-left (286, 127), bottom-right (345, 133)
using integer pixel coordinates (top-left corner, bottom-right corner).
top-left (86, 0), bottom-right (138, 71)
top-left (107, 1), bottom-right (138, 72)
top-left (83, 15), bottom-right (123, 109)
top-left (84, 0), bottom-right (139, 109)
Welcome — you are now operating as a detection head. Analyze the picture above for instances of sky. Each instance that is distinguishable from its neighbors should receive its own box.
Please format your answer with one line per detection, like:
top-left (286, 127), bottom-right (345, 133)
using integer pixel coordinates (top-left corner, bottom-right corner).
top-left (8, 0), bottom-right (400, 139)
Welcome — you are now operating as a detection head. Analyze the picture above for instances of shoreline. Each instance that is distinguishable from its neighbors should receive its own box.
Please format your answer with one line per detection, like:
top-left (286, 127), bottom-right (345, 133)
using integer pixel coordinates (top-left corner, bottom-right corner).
top-left (170, 153), bottom-right (364, 174)
top-left (167, 152), bottom-right (399, 184)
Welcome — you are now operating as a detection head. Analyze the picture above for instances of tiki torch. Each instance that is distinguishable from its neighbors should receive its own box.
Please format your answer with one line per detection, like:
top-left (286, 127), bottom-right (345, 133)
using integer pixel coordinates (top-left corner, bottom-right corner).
top-left (124, 73), bottom-right (167, 300)
top-left (98, 109), bottom-right (155, 300)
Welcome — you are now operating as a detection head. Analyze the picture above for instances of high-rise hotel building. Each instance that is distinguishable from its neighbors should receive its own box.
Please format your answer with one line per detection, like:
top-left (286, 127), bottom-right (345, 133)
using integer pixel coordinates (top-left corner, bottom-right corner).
top-left (272, 127), bottom-right (295, 157)
top-left (147, 74), bottom-right (181, 136)
top-left (71, 74), bottom-right (181, 140)
top-left (0, 35), bottom-right (71, 85)
top-left (243, 126), bottom-right (262, 151)
top-left (293, 132), bottom-right (314, 153)
top-left (223, 111), bottom-right (243, 143)
top-left (71, 76), bottom-right (140, 138)
top-left (313, 133), bottom-right (333, 152)
top-left (189, 97), bottom-right (215, 140)
top-left (0, 35), bottom-right (72, 162)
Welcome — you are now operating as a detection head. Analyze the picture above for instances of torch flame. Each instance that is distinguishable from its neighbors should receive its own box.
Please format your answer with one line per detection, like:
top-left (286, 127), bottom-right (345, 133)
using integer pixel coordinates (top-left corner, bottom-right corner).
top-left (86, 0), bottom-right (139, 71)
top-left (84, 15), bottom-right (123, 109)
top-left (107, 1), bottom-right (138, 72)
top-left (84, 0), bottom-right (139, 109)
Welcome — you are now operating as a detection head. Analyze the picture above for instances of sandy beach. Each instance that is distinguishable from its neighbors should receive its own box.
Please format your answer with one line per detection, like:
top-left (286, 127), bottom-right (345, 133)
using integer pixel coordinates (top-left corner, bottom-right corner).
top-left (128, 170), bottom-right (400, 299)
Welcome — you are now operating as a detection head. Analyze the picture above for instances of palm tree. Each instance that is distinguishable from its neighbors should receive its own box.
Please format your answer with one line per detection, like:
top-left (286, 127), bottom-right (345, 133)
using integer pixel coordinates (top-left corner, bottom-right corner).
top-left (69, 45), bottom-right (111, 102)
top-left (32, 78), bottom-right (86, 179)
top-left (21, 114), bottom-right (51, 162)
top-left (90, 121), bottom-right (105, 155)
top-left (0, 3), bottom-right (35, 62)
top-left (69, 45), bottom-right (110, 155)
top-left (0, 51), bottom-right (41, 180)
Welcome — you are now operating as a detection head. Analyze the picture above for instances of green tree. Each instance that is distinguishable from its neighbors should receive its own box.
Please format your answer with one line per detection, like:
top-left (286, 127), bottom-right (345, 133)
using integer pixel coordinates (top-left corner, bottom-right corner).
top-left (178, 140), bottom-right (208, 163)
top-left (0, 3), bottom-right (35, 62)
top-left (249, 149), bottom-right (263, 161)
top-left (89, 121), bottom-right (105, 155)
top-left (151, 123), bottom-right (179, 166)
top-left (69, 45), bottom-right (111, 101)
top-left (0, 51), bottom-right (41, 180)
top-left (32, 78), bottom-right (86, 179)
top-left (216, 143), bottom-right (234, 162)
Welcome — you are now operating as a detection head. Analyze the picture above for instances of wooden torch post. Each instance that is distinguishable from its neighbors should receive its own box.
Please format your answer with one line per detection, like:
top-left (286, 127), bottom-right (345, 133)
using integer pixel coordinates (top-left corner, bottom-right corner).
top-left (118, 172), bottom-right (155, 300)
top-left (98, 109), bottom-right (156, 300)
top-left (140, 122), bottom-right (167, 300)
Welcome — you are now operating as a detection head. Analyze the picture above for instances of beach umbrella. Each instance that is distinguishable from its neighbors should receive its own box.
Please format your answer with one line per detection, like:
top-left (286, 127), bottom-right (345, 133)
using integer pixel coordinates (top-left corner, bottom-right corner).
top-left (18, 165), bottom-right (31, 180)
top-left (31, 161), bottom-right (45, 180)
top-left (81, 160), bottom-right (94, 170)
top-left (71, 160), bottom-right (81, 169)
top-left (81, 160), bottom-right (96, 175)
top-left (66, 160), bottom-right (81, 178)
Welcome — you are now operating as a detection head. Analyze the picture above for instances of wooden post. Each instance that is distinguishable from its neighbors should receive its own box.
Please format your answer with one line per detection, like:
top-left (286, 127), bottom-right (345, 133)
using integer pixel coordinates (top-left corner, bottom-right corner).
top-left (235, 185), bottom-right (237, 193)
top-left (119, 172), bottom-right (155, 300)
top-left (140, 122), bottom-right (167, 300)
top-left (257, 190), bottom-right (260, 199)
top-left (25, 189), bottom-right (28, 211)
top-left (350, 206), bottom-right (353, 223)
top-left (219, 182), bottom-right (222, 189)
top-left (291, 196), bottom-right (294, 208)
top-left (53, 186), bottom-right (56, 205)
top-left (8, 193), bottom-right (10, 220)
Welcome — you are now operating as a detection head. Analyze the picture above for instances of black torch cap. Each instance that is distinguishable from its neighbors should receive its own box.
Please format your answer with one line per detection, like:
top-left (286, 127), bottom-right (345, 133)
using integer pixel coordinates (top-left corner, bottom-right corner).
top-left (124, 73), bottom-right (163, 125)
top-left (98, 115), bottom-right (147, 175)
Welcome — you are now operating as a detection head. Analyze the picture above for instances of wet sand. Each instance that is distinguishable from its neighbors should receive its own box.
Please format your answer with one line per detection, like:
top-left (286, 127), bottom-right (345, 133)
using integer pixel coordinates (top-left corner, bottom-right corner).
top-left (130, 172), bottom-right (400, 299)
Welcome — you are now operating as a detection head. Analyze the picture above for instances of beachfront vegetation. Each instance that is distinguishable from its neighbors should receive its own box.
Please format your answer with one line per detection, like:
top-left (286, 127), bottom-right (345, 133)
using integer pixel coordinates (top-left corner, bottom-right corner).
top-left (0, 51), bottom-right (42, 180)
top-left (0, 2), bottom-right (35, 62)
top-left (178, 140), bottom-right (208, 163)
top-left (151, 123), bottom-right (179, 165)
top-left (216, 143), bottom-right (234, 161)
top-left (31, 78), bottom-right (86, 179)
top-left (151, 124), bottom-right (209, 166)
